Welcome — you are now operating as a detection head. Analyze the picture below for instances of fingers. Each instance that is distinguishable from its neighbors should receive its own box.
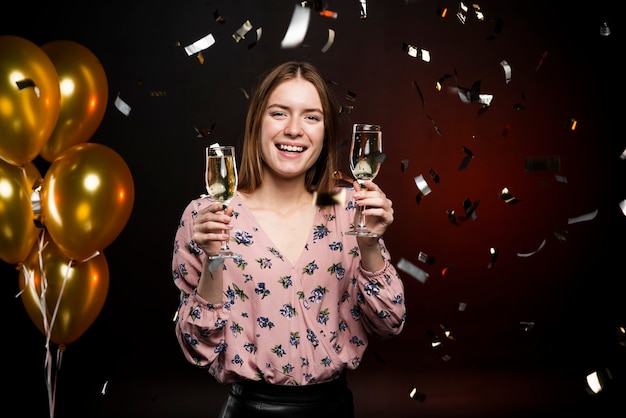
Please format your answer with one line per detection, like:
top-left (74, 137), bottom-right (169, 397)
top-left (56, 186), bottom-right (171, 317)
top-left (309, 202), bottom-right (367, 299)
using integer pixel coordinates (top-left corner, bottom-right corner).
top-left (352, 182), bottom-right (394, 229)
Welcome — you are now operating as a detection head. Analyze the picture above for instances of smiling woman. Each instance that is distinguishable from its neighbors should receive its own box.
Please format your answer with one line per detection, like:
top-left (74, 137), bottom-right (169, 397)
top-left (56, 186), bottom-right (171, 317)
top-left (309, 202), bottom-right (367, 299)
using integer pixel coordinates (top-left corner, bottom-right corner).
top-left (2, 1), bottom-right (624, 417)
top-left (171, 60), bottom-right (406, 417)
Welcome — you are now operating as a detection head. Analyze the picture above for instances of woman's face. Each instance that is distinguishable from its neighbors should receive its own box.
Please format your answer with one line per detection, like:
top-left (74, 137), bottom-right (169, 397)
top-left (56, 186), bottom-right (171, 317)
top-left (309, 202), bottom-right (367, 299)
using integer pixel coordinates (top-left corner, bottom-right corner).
top-left (260, 77), bottom-right (325, 180)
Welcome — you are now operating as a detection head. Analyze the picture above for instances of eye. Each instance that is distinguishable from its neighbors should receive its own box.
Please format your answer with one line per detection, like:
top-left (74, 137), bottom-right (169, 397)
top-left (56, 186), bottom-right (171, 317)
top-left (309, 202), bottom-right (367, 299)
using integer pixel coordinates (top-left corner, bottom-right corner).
top-left (305, 114), bottom-right (321, 121)
top-left (270, 111), bottom-right (286, 117)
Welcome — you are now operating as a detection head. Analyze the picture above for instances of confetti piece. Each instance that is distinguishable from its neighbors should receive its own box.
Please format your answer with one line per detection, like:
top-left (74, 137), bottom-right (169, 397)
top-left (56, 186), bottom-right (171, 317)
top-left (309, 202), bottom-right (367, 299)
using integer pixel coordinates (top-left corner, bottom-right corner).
top-left (321, 29), bottom-right (335, 53)
top-left (426, 329), bottom-right (442, 348)
top-left (429, 168), bottom-right (440, 184)
top-left (213, 10), bottom-right (226, 24)
top-left (414, 174), bottom-right (431, 195)
top-left (520, 321), bottom-right (535, 332)
top-left (232, 20), bottom-right (253, 43)
top-left (458, 146), bottom-right (474, 171)
top-left (208, 257), bottom-right (225, 273)
top-left (554, 229), bottom-right (568, 243)
top-left (195, 122), bottom-right (216, 137)
top-left (619, 200), bottom-right (626, 216)
top-left (567, 209), bottom-right (598, 224)
top-left (500, 60), bottom-right (512, 84)
top-left (332, 170), bottom-right (353, 186)
top-left (498, 187), bottom-right (519, 204)
top-left (184, 33), bottom-right (216, 55)
top-left (460, 197), bottom-right (479, 220)
top-left (319, 9), bottom-right (338, 19)
top-left (472, 4), bottom-right (485, 20)
top-left (401, 160), bottom-right (409, 172)
top-left (440, 324), bottom-right (455, 340)
top-left (418, 251), bottom-right (436, 265)
top-left (409, 387), bottom-right (426, 402)
top-left (16, 78), bottom-right (35, 90)
top-left (620, 148), bottom-right (626, 160)
top-left (313, 188), bottom-right (346, 207)
top-left (402, 42), bottom-right (431, 62)
top-left (568, 118), bottom-right (578, 131)
top-left (412, 81), bottom-right (425, 108)
top-left (555, 174), bottom-right (567, 183)
top-left (446, 209), bottom-right (458, 225)
top-left (456, 2), bottom-right (468, 24)
top-left (397, 257), bottom-right (429, 283)
top-left (524, 156), bottom-right (560, 172)
top-left (281, 4), bottom-right (311, 48)
top-left (435, 74), bottom-right (453, 91)
top-left (516, 239), bottom-right (546, 257)
top-left (114, 94), bottom-right (131, 116)
top-left (487, 247), bottom-right (498, 268)
top-left (458, 302), bottom-right (467, 311)
top-left (427, 115), bottom-right (442, 135)
top-left (599, 22), bottom-right (611, 37)
top-left (247, 28), bottom-right (263, 49)
top-left (358, 0), bottom-right (367, 19)
top-left (100, 381), bottom-right (109, 395)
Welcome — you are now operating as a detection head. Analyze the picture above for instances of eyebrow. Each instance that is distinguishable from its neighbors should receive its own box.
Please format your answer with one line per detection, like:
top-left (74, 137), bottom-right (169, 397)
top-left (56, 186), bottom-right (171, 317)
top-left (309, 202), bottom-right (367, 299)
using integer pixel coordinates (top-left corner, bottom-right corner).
top-left (267, 103), bottom-right (323, 114)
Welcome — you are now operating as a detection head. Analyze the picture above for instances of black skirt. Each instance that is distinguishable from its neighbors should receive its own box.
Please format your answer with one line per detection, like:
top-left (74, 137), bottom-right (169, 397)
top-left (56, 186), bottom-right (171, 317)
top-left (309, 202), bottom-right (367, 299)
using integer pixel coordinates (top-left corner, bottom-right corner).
top-left (217, 372), bottom-right (354, 418)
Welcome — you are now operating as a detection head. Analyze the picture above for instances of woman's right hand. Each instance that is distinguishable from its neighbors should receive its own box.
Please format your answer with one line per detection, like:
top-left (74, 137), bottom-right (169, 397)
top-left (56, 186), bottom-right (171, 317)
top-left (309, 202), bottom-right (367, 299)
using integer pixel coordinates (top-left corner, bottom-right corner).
top-left (192, 202), bottom-right (234, 257)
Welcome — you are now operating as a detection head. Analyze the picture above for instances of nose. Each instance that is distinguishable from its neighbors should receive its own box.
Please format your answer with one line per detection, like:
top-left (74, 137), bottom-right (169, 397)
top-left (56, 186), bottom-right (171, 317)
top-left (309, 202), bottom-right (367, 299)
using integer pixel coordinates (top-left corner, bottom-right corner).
top-left (285, 118), bottom-right (302, 138)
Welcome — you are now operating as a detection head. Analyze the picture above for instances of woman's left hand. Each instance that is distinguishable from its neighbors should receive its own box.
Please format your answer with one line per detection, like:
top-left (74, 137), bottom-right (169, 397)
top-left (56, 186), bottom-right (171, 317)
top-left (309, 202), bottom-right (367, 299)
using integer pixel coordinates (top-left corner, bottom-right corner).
top-left (353, 180), bottom-right (394, 240)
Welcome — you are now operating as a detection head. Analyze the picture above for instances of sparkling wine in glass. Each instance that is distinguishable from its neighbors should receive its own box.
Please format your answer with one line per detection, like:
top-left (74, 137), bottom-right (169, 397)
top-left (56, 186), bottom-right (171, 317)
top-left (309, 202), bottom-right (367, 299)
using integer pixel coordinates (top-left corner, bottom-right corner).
top-left (346, 123), bottom-right (382, 237)
top-left (205, 145), bottom-right (240, 259)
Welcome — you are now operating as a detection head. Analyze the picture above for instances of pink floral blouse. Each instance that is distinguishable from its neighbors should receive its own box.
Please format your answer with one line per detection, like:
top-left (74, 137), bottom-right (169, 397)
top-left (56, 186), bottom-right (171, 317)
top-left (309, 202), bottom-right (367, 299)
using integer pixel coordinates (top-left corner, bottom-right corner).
top-left (172, 189), bottom-right (406, 386)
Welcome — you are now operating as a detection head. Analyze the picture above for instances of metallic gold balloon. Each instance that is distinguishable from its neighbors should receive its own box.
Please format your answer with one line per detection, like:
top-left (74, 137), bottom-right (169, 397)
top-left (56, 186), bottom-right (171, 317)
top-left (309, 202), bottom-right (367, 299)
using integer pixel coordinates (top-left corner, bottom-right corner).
top-left (0, 35), bottom-right (61, 164)
top-left (0, 159), bottom-right (42, 264)
top-left (18, 236), bottom-right (109, 345)
top-left (41, 143), bottom-right (135, 261)
top-left (39, 40), bottom-right (109, 162)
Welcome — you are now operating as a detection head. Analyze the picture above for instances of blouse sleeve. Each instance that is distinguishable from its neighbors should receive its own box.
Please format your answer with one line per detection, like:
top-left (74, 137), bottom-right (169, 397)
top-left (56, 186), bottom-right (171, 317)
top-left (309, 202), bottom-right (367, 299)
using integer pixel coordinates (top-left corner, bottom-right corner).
top-left (355, 238), bottom-right (406, 339)
top-left (171, 198), bottom-right (231, 368)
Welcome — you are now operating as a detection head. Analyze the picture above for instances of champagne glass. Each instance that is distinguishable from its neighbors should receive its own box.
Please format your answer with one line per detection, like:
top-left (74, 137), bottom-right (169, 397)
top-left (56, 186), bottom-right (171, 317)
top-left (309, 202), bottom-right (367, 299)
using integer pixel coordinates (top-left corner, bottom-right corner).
top-left (205, 145), bottom-right (240, 259)
top-left (346, 123), bottom-right (383, 237)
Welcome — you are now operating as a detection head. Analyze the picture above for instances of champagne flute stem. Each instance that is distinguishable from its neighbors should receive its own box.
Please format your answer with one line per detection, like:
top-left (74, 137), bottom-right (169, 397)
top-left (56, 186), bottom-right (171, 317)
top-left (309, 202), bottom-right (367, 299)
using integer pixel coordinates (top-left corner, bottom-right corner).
top-left (356, 206), bottom-right (367, 229)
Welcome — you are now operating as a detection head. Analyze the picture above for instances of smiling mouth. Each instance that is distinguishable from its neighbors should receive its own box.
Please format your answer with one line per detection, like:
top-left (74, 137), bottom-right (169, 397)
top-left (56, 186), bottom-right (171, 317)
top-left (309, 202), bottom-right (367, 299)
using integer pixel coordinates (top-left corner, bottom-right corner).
top-left (277, 144), bottom-right (305, 153)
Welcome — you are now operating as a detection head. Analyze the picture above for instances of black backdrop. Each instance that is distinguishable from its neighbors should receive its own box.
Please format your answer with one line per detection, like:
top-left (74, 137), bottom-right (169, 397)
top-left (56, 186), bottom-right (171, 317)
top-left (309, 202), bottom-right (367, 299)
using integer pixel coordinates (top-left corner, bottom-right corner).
top-left (2, 1), bottom-right (625, 417)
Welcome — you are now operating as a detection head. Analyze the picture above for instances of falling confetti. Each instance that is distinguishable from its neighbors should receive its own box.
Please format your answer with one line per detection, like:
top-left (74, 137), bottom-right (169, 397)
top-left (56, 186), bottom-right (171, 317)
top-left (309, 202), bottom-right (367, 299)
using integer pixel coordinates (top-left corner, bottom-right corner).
top-left (397, 258), bottom-right (429, 283)
top-left (313, 188), bottom-right (346, 207)
top-left (458, 146), bottom-right (474, 171)
top-left (516, 239), bottom-right (546, 257)
top-left (232, 20), bottom-right (253, 43)
top-left (567, 209), bottom-right (598, 224)
top-left (114, 94), bottom-right (131, 116)
top-left (524, 156), bottom-right (560, 172)
top-left (414, 174), bottom-right (432, 195)
top-left (498, 187), bottom-right (520, 204)
top-left (487, 247), bottom-right (499, 268)
top-left (500, 60), bottom-right (512, 84)
top-left (321, 29), bottom-right (335, 53)
top-left (281, 4), bottom-right (311, 48)
top-left (183, 33), bottom-right (216, 55)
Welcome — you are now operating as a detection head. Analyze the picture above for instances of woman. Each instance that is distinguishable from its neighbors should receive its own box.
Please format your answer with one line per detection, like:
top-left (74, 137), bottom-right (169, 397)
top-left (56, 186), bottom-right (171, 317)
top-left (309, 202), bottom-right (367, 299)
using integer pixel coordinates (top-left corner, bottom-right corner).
top-left (172, 61), bottom-right (406, 417)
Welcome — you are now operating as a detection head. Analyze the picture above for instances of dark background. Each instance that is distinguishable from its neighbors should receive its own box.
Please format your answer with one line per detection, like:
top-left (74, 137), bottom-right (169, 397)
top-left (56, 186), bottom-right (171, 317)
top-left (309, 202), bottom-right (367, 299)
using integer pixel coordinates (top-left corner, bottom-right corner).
top-left (2, 1), bottom-right (625, 417)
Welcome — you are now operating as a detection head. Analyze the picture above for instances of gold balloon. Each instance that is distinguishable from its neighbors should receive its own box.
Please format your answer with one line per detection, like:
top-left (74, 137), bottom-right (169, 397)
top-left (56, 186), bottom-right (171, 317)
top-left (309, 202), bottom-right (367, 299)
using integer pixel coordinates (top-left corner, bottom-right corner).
top-left (39, 40), bottom-right (109, 162)
top-left (41, 143), bottom-right (134, 261)
top-left (18, 236), bottom-right (109, 345)
top-left (0, 159), bottom-right (42, 264)
top-left (0, 35), bottom-right (61, 165)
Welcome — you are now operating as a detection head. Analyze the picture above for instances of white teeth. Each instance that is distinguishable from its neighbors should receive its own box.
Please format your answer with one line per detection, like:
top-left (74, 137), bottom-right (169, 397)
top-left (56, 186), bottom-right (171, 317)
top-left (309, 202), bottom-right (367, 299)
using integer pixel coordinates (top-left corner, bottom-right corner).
top-left (278, 144), bottom-right (304, 152)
